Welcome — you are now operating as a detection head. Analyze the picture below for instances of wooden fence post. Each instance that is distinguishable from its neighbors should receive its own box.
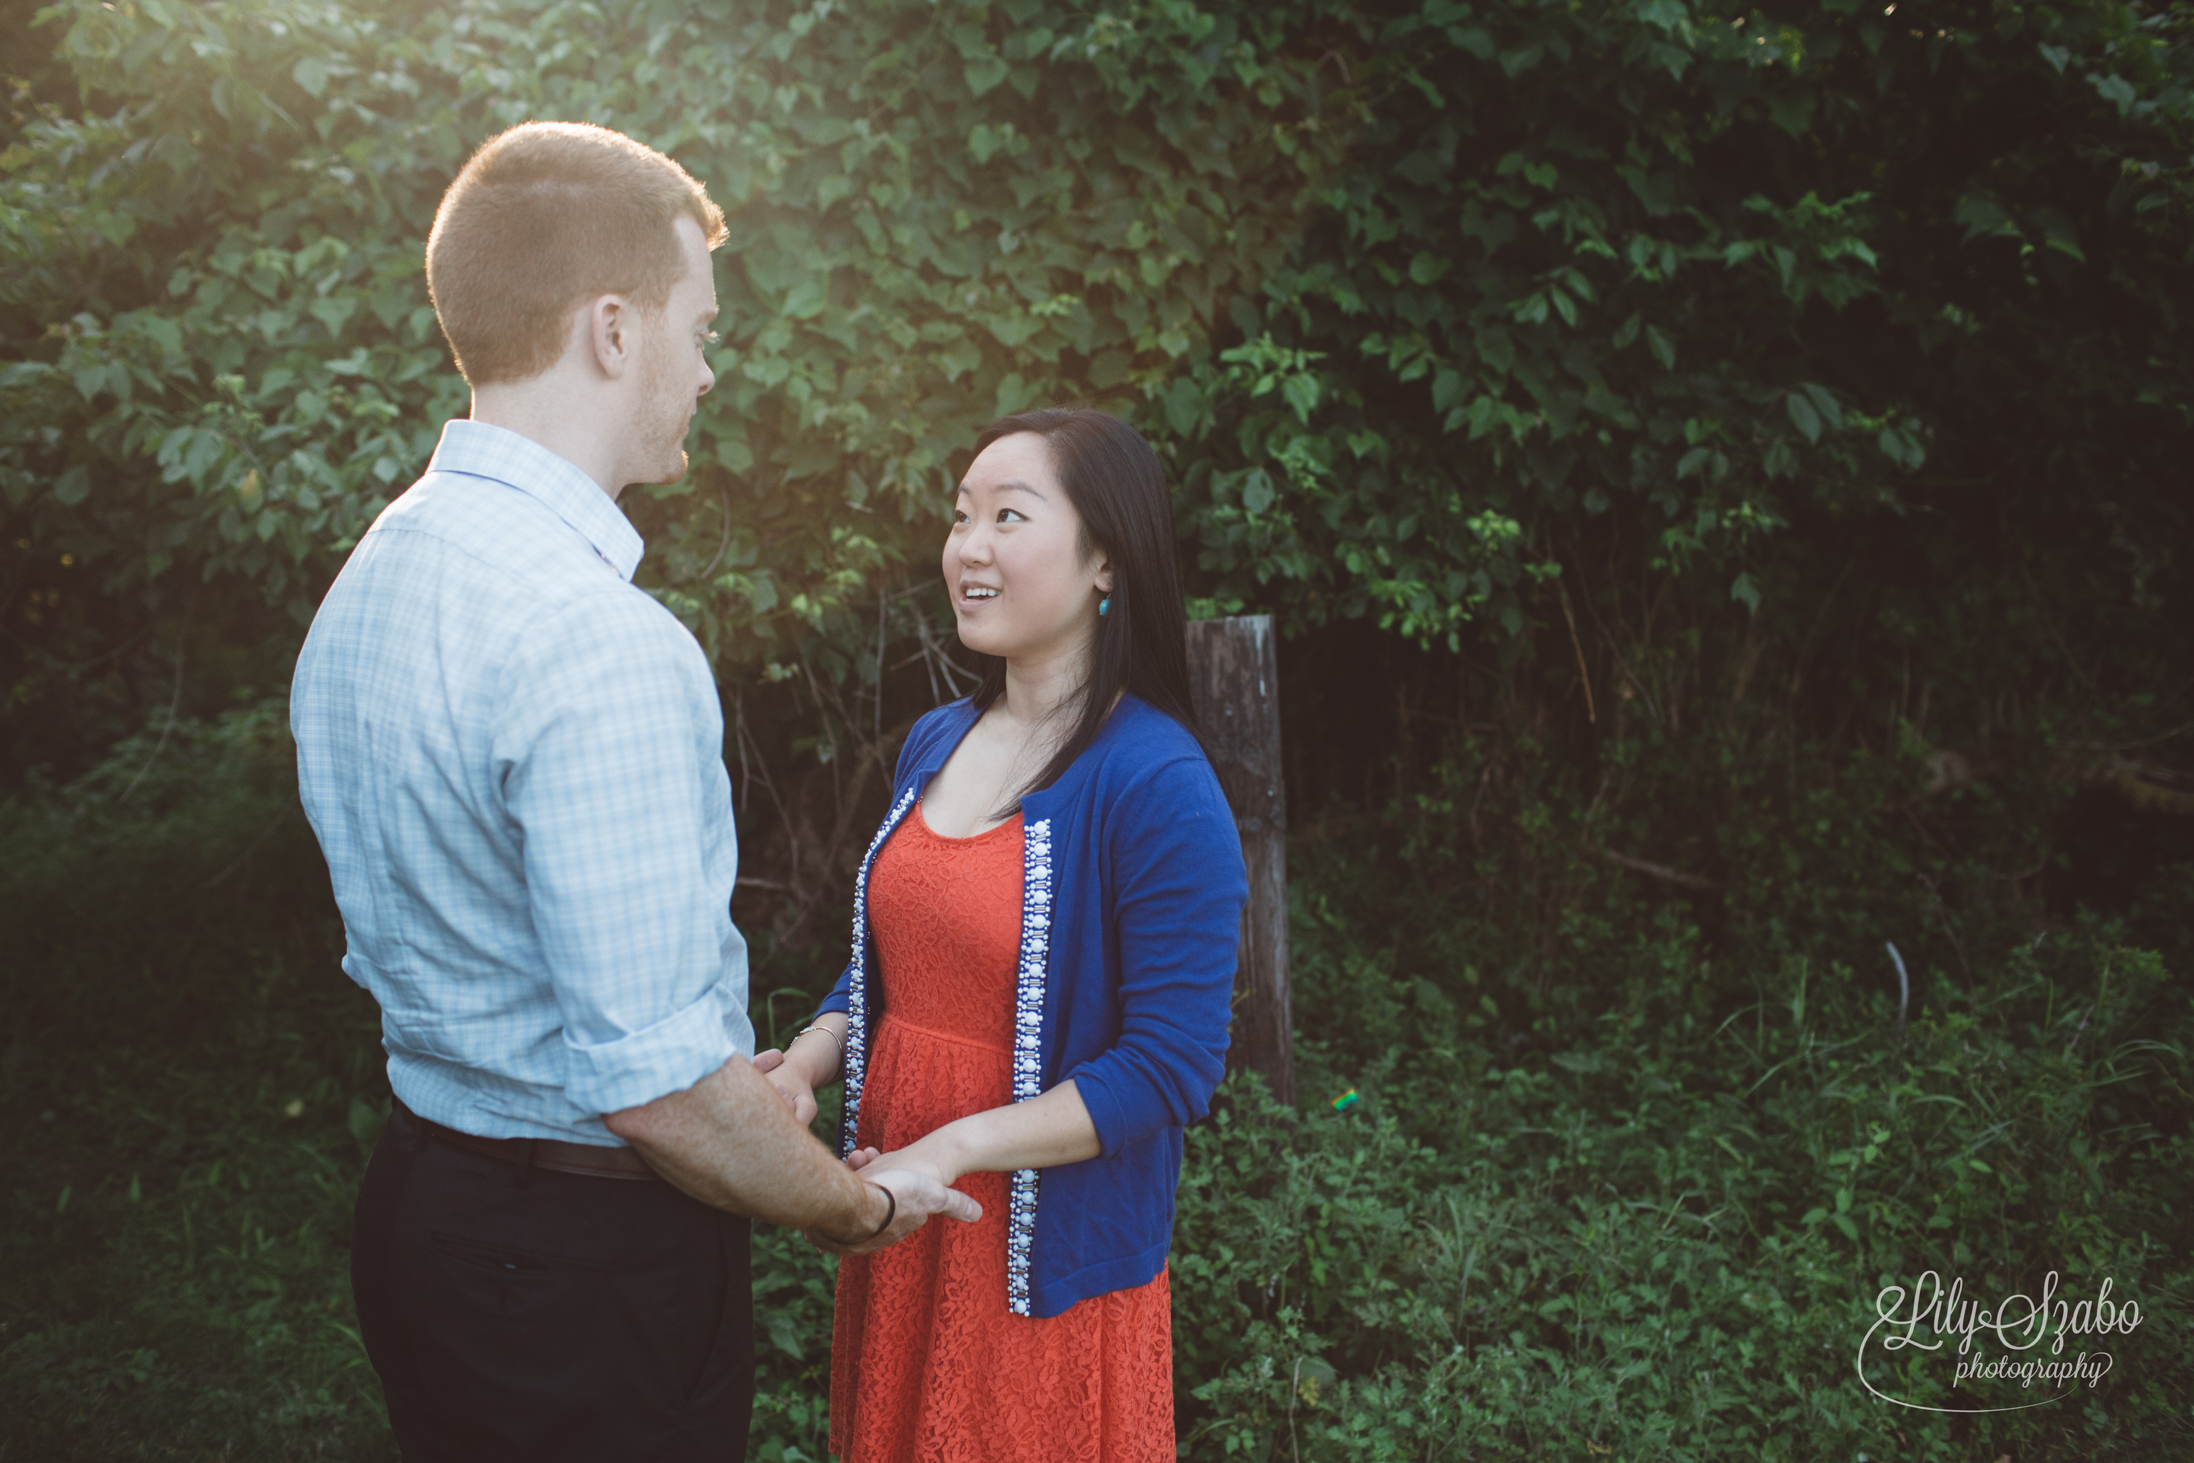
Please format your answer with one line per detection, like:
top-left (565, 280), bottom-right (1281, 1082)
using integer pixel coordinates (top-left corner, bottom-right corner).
top-left (1185, 614), bottom-right (1294, 1107)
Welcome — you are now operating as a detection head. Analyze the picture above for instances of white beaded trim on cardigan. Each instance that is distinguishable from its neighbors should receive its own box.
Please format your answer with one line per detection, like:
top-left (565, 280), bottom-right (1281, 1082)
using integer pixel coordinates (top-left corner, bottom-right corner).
top-left (839, 785), bottom-right (918, 1160)
top-left (836, 791), bottom-right (1053, 1316)
top-left (1005, 816), bottom-right (1053, 1316)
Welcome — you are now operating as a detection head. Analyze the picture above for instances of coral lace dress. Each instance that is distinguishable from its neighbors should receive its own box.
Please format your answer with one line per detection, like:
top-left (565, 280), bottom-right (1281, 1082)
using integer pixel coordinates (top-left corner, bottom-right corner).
top-left (828, 803), bottom-right (1173, 1462)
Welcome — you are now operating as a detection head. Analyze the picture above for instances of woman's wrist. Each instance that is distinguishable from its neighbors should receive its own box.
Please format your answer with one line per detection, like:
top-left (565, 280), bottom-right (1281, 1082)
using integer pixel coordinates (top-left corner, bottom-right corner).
top-left (781, 1023), bottom-right (842, 1088)
top-left (906, 1122), bottom-right (977, 1187)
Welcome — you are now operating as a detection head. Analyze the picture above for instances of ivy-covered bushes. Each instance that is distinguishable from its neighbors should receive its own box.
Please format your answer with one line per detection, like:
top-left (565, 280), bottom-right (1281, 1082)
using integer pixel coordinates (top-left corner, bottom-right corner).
top-left (6, 0), bottom-right (2188, 760)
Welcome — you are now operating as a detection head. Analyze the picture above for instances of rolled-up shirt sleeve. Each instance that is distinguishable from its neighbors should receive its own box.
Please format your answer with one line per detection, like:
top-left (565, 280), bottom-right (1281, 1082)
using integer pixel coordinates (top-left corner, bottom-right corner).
top-left (1065, 756), bottom-right (1246, 1157)
top-left (497, 594), bottom-right (743, 1117)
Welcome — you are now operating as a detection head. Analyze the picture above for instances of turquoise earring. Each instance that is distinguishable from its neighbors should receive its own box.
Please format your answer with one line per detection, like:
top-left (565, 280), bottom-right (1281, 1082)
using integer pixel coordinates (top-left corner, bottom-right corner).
top-left (1098, 596), bottom-right (1111, 617)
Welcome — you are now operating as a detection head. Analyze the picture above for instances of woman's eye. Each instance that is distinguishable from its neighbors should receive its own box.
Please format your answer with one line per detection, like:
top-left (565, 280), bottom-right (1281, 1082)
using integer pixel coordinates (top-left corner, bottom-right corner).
top-left (995, 508), bottom-right (1025, 524)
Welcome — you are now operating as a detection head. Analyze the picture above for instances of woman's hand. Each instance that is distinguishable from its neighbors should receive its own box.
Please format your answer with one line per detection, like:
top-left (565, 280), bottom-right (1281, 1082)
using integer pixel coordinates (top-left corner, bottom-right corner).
top-left (811, 1082), bottom-right (1097, 1258)
top-left (856, 1134), bottom-right (961, 1190)
top-left (750, 1047), bottom-right (820, 1127)
top-left (752, 1016), bottom-right (845, 1128)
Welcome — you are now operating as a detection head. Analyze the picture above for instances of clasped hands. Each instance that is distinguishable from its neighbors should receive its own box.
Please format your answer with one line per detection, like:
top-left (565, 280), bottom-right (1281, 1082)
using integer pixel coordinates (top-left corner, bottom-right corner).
top-left (751, 1046), bottom-right (976, 1256)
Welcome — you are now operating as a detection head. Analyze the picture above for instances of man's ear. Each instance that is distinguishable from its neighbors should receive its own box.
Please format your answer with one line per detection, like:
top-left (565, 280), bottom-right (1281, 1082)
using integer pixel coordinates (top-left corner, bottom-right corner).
top-left (585, 293), bottom-right (635, 380)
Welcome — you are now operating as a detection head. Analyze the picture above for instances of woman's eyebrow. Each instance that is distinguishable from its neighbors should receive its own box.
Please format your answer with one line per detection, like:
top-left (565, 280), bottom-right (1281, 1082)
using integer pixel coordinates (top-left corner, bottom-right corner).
top-left (954, 478), bottom-right (1050, 502)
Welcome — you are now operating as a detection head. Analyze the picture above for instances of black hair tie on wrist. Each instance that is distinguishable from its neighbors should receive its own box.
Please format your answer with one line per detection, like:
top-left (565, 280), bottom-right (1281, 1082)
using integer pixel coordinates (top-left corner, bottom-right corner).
top-left (864, 1182), bottom-right (896, 1241)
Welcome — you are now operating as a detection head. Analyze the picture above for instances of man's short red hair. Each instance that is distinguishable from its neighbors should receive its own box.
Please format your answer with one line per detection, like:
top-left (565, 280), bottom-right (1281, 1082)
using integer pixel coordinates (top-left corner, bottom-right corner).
top-left (426, 121), bottom-right (727, 387)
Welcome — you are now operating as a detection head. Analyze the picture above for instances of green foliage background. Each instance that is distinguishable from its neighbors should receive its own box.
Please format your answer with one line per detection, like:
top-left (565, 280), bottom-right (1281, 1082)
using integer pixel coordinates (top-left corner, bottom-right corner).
top-left (3, 0), bottom-right (2192, 1459)
top-left (11, 0), bottom-right (2184, 729)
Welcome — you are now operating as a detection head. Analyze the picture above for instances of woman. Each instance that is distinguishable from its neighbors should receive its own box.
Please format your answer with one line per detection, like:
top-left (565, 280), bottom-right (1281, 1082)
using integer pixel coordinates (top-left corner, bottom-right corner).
top-left (757, 408), bottom-right (1248, 1461)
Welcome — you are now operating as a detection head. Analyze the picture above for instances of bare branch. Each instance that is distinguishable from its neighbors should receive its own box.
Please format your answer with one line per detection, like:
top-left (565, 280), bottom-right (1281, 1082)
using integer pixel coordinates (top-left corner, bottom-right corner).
top-left (1585, 843), bottom-right (1722, 893)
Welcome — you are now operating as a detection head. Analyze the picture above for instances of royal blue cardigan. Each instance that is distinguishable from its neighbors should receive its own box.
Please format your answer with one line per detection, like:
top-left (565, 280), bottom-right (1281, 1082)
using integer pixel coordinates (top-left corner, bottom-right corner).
top-left (815, 693), bottom-right (1247, 1318)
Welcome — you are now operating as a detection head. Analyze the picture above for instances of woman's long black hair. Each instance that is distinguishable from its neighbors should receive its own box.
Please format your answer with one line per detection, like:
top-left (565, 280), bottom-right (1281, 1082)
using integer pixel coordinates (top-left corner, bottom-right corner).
top-left (963, 407), bottom-right (1201, 805)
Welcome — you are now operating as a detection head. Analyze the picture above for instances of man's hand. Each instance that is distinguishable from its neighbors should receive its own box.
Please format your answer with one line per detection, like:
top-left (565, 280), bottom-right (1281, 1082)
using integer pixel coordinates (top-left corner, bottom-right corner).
top-left (606, 1055), bottom-right (886, 1237)
top-left (804, 1165), bottom-right (981, 1256)
top-left (749, 1047), bottom-right (819, 1127)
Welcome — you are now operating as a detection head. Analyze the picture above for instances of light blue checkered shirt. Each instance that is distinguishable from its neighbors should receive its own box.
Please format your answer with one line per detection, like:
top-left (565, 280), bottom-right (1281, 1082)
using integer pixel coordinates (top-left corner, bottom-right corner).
top-left (292, 419), bottom-right (752, 1145)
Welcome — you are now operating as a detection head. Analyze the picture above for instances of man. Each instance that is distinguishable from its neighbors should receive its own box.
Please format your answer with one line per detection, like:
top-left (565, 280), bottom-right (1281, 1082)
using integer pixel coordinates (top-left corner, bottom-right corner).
top-left (291, 121), bottom-right (976, 1461)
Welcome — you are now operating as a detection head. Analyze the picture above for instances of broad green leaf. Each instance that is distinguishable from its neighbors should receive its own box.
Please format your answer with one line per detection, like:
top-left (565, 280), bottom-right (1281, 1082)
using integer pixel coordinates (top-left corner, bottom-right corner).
top-left (1165, 376), bottom-right (1203, 436)
top-left (1785, 392), bottom-right (1821, 443)
top-left (1448, 27), bottom-right (1495, 61)
top-left (1431, 370), bottom-right (1465, 414)
top-left (964, 54), bottom-right (1010, 98)
top-left (1474, 328), bottom-right (1515, 376)
top-left (781, 279), bottom-right (829, 320)
top-left (1800, 383), bottom-right (1842, 430)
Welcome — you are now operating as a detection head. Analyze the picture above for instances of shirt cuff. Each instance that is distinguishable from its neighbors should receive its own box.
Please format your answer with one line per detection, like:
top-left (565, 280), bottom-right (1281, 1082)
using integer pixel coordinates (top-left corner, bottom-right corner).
top-left (563, 988), bottom-right (738, 1117)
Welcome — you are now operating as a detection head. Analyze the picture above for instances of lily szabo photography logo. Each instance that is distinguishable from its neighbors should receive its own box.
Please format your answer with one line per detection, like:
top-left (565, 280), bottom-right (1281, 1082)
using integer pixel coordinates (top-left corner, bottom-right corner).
top-left (1858, 1270), bottom-right (2143, 1413)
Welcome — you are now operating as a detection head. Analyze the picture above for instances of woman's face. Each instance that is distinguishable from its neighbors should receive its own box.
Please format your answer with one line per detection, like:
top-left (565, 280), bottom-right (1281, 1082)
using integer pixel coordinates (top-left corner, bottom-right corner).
top-left (944, 432), bottom-right (1113, 664)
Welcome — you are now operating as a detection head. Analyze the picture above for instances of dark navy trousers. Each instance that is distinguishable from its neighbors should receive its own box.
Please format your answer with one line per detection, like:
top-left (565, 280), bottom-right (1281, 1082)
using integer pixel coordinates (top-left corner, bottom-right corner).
top-left (352, 1099), bottom-right (754, 1462)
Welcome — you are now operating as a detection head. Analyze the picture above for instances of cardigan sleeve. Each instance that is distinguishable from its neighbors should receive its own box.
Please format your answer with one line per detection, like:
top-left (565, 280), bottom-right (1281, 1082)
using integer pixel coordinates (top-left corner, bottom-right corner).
top-left (814, 969), bottom-right (855, 1018)
top-left (1062, 754), bottom-right (1248, 1157)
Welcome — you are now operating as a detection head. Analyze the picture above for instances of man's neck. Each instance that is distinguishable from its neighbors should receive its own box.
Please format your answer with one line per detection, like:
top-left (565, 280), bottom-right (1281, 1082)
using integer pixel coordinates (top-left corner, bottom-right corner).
top-left (469, 379), bottom-right (627, 499)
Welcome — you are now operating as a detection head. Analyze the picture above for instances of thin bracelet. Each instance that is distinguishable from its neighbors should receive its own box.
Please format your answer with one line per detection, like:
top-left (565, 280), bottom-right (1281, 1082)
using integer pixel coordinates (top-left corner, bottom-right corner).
top-left (863, 1182), bottom-right (896, 1240)
top-left (790, 1023), bottom-right (843, 1058)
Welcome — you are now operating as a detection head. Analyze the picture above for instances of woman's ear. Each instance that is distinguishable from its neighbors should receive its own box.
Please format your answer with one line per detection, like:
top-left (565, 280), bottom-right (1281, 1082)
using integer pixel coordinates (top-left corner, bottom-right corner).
top-left (1093, 554), bottom-right (1114, 595)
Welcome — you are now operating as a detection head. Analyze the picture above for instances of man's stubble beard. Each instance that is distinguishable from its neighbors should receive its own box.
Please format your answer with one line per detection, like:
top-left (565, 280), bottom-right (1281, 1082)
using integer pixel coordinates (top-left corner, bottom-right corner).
top-left (634, 337), bottom-right (694, 487)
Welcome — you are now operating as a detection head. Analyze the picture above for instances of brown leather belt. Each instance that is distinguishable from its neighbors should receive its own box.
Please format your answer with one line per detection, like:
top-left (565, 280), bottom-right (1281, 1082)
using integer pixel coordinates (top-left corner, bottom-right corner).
top-left (402, 1100), bottom-right (662, 1182)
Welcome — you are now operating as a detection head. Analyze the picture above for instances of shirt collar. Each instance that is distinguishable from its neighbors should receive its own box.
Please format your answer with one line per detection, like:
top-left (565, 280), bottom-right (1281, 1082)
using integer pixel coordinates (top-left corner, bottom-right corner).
top-left (425, 419), bottom-right (646, 581)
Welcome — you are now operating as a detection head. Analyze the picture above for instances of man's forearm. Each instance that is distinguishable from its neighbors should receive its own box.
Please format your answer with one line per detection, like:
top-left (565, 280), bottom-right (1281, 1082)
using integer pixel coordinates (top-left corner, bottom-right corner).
top-left (605, 1054), bottom-right (883, 1240)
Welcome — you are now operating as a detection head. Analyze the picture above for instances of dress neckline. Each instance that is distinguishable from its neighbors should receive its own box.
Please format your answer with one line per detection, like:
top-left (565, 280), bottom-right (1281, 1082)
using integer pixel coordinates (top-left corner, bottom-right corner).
top-left (911, 800), bottom-right (1024, 845)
